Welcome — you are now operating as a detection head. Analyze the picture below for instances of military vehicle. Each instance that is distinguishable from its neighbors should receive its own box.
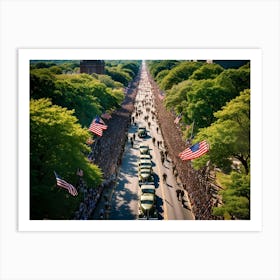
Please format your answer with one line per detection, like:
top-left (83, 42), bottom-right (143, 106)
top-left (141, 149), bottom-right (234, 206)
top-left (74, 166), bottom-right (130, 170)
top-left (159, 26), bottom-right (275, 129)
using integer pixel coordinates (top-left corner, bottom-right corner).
top-left (138, 126), bottom-right (147, 138)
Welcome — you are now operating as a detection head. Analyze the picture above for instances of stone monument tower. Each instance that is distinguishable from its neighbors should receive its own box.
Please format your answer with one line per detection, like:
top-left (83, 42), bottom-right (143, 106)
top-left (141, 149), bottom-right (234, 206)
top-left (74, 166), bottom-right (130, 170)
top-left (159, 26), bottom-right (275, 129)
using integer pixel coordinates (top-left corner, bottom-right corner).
top-left (80, 60), bottom-right (105, 74)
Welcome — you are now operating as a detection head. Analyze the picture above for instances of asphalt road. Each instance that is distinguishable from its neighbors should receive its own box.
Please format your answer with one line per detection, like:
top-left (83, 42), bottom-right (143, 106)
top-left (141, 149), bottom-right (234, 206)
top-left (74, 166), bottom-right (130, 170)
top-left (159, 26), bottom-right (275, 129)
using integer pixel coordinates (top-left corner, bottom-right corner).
top-left (109, 64), bottom-right (194, 220)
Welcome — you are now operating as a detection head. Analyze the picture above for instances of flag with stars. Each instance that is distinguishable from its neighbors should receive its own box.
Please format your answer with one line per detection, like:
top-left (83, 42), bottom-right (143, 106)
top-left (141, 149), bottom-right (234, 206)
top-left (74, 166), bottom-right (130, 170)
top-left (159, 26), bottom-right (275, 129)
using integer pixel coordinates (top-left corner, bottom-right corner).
top-left (179, 140), bottom-right (209, 160)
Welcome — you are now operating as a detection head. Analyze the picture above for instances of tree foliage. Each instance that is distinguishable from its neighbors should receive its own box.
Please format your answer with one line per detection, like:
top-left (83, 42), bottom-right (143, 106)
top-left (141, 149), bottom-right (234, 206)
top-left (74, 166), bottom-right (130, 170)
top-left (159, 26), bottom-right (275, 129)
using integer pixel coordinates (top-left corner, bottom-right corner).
top-left (105, 66), bottom-right (131, 86)
top-left (192, 89), bottom-right (250, 174)
top-left (212, 172), bottom-right (250, 220)
top-left (121, 62), bottom-right (140, 77)
top-left (30, 60), bottom-right (80, 73)
top-left (163, 64), bottom-right (250, 133)
top-left (159, 61), bottom-right (203, 90)
top-left (105, 61), bottom-right (140, 86)
top-left (147, 60), bottom-right (179, 80)
top-left (30, 70), bottom-right (124, 127)
top-left (30, 98), bottom-right (102, 219)
top-left (189, 63), bottom-right (224, 80)
top-left (155, 69), bottom-right (170, 84)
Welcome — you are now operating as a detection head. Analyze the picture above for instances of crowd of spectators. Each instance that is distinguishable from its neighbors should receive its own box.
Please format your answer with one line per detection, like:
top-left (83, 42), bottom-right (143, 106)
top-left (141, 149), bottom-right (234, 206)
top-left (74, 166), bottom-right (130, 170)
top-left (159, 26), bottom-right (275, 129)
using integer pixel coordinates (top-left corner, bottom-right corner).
top-left (73, 177), bottom-right (117, 220)
top-left (73, 72), bottom-right (141, 219)
top-left (90, 74), bottom-right (140, 179)
top-left (147, 72), bottom-right (221, 220)
top-left (73, 180), bottom-right (103, 220)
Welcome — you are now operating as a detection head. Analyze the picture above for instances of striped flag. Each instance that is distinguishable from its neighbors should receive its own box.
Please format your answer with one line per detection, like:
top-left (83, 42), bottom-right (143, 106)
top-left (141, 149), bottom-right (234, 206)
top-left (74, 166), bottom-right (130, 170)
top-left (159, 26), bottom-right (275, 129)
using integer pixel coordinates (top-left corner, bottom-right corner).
top-left (179, 140), bottom-right (209, 160)
top-left (174, 114), bottom-right (182, 125)
top-left (89, 116), bottom-right (108, 137)
top-left (98, 116), bottom-right (106, 125)
top-left (54, 171), bottom-right (78, 196)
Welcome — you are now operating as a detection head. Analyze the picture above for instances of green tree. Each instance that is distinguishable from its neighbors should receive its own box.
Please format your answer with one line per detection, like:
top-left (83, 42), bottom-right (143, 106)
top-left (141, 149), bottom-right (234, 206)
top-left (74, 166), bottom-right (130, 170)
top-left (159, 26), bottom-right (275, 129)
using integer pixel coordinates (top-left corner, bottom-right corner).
top-left (216, 67), bottom-right (250, 98)
top-left (49, 65), bottom-right (63, 74)
top-left (30, 69), bottom-right (56, 100)
top-left (147, 60), bottom-right (179, 78)
top-left (212, 172), bottom-right (250, 220)
top-left (164, 80), bottom-right (192, 112)
top-left (186, 79), bottom-right (232, 129)
top-left (189, 63), bottom-right (224, 80)
top-left (121, 62), bottom-right (140, 77)
top-left (193, 89), bottom-right (250, 174)
top-left (155, 69), bottom-right (169, 83)
top-left (164, 64), bottom-right (250, 133)
top-left (105, 66), bottom-right (132, 86)
top-left (30, 98), bottom-right (102, 219)
top-left (30, 70), bottom-right (122, 127)
top-left (159, 61), bottom-right (202, 90)
top-left (98, 74), bottom-right (123, 89)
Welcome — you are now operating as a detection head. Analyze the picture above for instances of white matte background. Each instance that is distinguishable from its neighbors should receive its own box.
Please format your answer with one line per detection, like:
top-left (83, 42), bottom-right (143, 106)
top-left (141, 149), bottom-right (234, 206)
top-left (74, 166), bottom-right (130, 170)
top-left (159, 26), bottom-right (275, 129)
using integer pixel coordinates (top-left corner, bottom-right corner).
top-left (0, 0), bottom-right (279, 280)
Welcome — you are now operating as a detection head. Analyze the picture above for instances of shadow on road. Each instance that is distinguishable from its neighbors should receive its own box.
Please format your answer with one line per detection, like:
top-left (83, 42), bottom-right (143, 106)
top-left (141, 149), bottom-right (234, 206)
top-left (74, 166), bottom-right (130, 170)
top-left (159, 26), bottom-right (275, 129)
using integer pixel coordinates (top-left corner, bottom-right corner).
top-left (152, 173), bottom-right (159, 188)
top-left (110, 173), bottom-right (139, 220)
top-left (156, 196), bottom-right (164, 220)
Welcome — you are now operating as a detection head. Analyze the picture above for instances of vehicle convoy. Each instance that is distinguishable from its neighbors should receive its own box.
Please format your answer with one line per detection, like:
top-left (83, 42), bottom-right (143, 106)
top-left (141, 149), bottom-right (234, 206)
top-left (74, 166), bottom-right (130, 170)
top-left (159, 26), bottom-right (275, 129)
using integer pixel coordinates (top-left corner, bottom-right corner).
top-left (140, 183), bottom-right (155, 195)
top-left (138, 159), bottom-right (153, 171)
top-left (138, 126), bottom-right (147, 138)
top-left (140, 154), bottom-right (152, 160)
top-left (139, 145), bottom-right (150, 154)
top-left (139, 184), bottom-right (158, 219)
top-left (138, 167), bottom-right (153, 183)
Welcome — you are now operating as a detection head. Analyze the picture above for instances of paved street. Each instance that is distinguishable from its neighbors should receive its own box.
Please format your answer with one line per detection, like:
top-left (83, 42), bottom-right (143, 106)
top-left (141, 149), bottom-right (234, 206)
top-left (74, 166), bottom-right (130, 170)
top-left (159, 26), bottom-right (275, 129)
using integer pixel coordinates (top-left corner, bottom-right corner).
top-left (108, 63), bottom-right (194, 220)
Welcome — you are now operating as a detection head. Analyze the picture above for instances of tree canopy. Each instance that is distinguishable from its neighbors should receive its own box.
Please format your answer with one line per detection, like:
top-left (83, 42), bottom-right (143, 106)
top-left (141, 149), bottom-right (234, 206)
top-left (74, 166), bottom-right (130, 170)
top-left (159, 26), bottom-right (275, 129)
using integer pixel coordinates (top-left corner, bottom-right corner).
top-left (159, 61), bottom-right (203, 90)
top-left (192, 89), bottom-right (250, 174)
top-left (163, 64), bottom-right (250, 134)
top-left (189, 63), bottom-right (224, 80)
top-left (30, 69), bottom-right (125, 127)
top-left (147, 60), bottom-right (179, 81)
top-left (212, 172), bottom-right (250, 219)
top-left (30, 98), bottom-right (102, 219)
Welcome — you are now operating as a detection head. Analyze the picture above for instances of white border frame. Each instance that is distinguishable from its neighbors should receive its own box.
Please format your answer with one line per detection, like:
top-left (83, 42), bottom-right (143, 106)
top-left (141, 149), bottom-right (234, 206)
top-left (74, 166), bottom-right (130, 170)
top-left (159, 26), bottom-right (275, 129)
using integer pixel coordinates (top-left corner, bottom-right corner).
top-left (18, 48), bottom-right (262, 232)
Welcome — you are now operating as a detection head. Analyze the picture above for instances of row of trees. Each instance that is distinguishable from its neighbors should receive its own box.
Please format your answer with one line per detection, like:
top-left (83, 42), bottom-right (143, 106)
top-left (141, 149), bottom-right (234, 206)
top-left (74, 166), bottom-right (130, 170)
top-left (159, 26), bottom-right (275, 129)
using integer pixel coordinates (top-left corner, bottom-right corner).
top-left (147, 60), bottom-right (250, 219)
top-left (30, 60), bottom-right (140, 219)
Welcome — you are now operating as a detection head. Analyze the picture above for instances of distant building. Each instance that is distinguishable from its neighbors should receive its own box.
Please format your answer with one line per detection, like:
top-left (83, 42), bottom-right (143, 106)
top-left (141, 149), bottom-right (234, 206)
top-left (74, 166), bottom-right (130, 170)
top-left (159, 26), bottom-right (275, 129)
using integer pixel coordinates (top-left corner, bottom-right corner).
top-left (197, 60), bottom-right (249, 69)
top-left (212, 60), bottom-right (249, 69)
top-left (80, 60), bottom-right (105, 74)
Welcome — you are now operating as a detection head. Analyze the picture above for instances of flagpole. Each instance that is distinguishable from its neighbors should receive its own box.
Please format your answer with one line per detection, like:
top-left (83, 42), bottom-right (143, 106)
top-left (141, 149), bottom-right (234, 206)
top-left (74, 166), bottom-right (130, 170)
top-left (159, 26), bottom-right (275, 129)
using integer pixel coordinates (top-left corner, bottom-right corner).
top-left (190, 120), bottom-right (195, 139)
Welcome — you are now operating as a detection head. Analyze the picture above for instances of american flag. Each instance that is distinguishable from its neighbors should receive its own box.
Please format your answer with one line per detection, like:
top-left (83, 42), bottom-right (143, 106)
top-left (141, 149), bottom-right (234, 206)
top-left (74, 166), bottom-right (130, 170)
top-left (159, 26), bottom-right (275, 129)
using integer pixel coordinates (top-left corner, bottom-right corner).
top-left (179, 140), bottom-right (209, 160)
top-left (88, 116), bottom-right (108, 137)
top-left (174, 114), bottom-right (182, 124)
top-left (54, 171), bottom-right (78, 196)
top-left (97, 116), bottom-right (106, 125)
